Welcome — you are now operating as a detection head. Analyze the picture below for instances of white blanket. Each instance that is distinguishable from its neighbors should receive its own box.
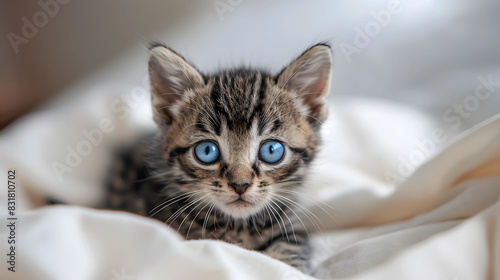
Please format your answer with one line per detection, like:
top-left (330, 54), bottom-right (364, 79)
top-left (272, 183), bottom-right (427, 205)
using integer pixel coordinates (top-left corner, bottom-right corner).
top-left (1, 84), bottom-right (499, 279)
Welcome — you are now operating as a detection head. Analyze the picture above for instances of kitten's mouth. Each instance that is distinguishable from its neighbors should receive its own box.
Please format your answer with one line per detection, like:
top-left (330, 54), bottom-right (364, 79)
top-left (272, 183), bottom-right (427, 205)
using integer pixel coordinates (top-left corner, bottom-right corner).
top-left (219, 197), bottom-right (262, 218)
top-left (228, 198), bottom-right (253, 206)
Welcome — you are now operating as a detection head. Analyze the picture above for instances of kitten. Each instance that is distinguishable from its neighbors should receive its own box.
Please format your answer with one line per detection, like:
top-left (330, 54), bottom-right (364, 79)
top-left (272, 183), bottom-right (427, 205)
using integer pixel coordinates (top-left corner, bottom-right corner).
top-left (107, 43), bottom-right (333, 272)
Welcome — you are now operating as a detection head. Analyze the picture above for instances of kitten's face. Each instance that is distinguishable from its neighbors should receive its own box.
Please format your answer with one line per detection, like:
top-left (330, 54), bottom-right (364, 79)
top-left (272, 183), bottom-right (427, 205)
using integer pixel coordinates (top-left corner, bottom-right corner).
top-left (148, 45), bottom-right (332, 219)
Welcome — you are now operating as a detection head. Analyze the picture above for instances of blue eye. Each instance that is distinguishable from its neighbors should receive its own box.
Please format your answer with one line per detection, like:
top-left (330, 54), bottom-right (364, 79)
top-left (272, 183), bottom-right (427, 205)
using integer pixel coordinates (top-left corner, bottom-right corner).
top-left (194, 141), bottom-right (220, 164)
top-left (259, 141), bottom-right (284, 164)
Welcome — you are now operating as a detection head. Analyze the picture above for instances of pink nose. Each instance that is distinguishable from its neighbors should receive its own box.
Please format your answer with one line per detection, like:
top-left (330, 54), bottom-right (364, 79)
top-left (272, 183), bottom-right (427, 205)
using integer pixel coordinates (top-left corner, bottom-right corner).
top-left (229, 181), bottom-right (251, 195)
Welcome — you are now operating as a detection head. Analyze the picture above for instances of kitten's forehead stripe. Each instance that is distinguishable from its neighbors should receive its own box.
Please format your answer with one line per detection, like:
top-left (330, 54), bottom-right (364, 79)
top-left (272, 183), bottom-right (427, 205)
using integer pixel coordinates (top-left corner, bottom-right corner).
top-left (250, 75), bottom-right (265, 132)
top-left (207, 71), bottom-right (267, 136)
top-left (209, 79), bottom-right (228, 135)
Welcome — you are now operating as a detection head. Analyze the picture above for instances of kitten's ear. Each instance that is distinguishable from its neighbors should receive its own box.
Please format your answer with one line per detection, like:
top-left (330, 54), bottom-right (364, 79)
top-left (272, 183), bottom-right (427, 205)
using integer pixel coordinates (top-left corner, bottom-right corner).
top-left (148, 45), bottom-right (204, 126)
top-left (277, 44), bottom-right (332, 124)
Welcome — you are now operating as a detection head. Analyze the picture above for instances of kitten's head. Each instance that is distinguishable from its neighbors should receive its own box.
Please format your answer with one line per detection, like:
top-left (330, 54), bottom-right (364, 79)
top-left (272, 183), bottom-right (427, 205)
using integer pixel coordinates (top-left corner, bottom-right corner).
top-left (148, 44), bottom-right (332, 219)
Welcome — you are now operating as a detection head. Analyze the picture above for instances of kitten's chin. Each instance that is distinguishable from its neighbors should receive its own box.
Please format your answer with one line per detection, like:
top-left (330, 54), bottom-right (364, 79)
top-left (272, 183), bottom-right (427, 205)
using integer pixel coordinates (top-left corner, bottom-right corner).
top-left (218, 199), bottom-right (264, 219)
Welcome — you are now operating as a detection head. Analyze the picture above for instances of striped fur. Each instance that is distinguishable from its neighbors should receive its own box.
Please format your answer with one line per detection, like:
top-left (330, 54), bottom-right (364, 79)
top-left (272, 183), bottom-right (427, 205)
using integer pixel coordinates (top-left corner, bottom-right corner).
top-left (107, 44), bottom-right (333, 272)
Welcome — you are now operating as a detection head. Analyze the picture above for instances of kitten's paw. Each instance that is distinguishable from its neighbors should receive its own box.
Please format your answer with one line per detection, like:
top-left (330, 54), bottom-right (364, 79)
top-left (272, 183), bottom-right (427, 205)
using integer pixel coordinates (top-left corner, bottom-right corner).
top-left (264, 242), bottom-right (312, 273)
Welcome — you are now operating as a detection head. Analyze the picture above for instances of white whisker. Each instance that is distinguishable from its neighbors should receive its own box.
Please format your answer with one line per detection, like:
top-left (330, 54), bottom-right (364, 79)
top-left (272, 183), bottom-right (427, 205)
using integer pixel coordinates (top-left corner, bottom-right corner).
top-left (266, 201), bottom-right (290, 243)
top-left (273, 193), bottom-right (323, 233)
top-left (269, 198), bottom-right (298, 244)
top-left (271, 195), bottom-right (310, 238)
top-left (149, 190), bottom-right (207, 217)
top-left (277, 189), bottom-right (340, 220)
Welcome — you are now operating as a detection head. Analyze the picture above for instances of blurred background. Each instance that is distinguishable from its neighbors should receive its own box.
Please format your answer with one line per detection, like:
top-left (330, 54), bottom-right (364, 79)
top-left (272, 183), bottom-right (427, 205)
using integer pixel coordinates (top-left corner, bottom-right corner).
top-left (2, 0), bottom-right (500, 130)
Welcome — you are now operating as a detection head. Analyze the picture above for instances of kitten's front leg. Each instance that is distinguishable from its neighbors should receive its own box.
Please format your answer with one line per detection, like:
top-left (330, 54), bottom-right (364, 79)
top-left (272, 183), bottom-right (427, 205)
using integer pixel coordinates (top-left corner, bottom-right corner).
top-left (264, 235), bottom-right (312, 273)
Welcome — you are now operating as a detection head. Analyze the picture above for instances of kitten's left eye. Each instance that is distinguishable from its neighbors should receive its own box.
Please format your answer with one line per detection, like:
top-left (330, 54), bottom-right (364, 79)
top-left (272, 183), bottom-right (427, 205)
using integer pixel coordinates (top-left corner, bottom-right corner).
top-left (259, 141), bottom-right (284, 164)
top-left (194, 141), bottom-right (220, 164)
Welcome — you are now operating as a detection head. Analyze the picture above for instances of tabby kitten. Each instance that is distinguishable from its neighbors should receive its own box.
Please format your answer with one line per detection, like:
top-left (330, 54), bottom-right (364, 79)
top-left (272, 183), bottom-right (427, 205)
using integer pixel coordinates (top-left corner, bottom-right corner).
top-left (107, 43), bottom-right (333, 272)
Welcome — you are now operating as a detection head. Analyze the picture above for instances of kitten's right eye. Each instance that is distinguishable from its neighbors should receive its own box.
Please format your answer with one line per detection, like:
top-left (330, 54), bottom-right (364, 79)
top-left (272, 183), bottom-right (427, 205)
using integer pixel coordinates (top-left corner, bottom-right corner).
top-left (194, 141), bottom-right (220, 164)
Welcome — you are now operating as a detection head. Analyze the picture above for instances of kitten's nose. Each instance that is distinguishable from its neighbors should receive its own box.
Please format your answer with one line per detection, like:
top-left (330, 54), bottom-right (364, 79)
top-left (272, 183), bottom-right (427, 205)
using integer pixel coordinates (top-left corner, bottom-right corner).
top-left (226, 165), bottom-right (254, 195)
top-left (229, 181), bottom-right (252, 195)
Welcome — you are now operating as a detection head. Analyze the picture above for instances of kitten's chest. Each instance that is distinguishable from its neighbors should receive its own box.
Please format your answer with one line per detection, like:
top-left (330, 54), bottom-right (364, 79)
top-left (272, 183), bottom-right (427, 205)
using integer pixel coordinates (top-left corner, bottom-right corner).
top-left (157, 205), bottom-right (275, 250)
top-left (204, 223), bottom-right (274, 250)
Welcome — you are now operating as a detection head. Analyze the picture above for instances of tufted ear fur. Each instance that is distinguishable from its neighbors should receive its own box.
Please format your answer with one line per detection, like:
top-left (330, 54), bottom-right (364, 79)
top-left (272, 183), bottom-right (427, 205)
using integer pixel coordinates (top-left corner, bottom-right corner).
top-left (277, 44), bottom-right (333, 124)
top-left (148, 45), bottom-right (204, 127)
